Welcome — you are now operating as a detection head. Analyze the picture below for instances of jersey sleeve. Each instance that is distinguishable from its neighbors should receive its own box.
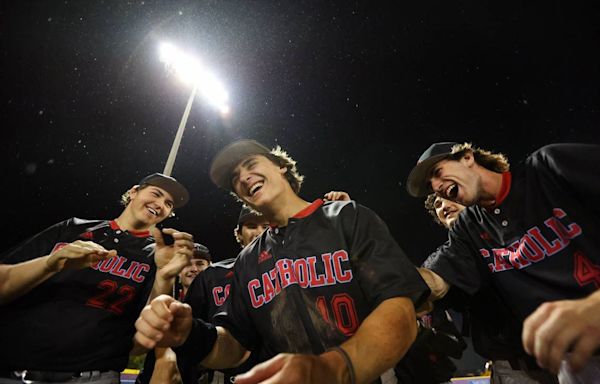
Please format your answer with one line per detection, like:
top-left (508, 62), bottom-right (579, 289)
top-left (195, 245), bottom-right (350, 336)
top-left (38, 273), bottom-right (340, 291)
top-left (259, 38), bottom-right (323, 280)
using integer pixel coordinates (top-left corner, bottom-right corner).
top-left (533, 143), bottom-right (600, 214)
top-left (212, 260), bottom-right (260, 351)
top-left (422, 220), bottom-right (483, 296)
top-left (0, 219), bottom-right (72, 264)
top-left (183, 272), bottom-right (210, 320)
top-left (344, 203), bottom-right (430, 308)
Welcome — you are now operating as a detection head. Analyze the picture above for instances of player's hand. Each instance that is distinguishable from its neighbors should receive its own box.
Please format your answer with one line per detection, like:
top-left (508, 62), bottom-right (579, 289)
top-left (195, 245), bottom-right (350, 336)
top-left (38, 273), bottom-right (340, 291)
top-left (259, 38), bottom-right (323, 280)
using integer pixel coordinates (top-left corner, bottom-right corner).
top-left (46, 240), bottom-right (116, 272)
top-left (235, 352), bottom-right (341, 384)
top-left (153, 227), bottom-right (194, 278)
top-left (522, 291), bottom-right (600, 374)
top-left (324, 191), bottom-right (351, 202)
top-left (135, 294), bottom-right (193, 349)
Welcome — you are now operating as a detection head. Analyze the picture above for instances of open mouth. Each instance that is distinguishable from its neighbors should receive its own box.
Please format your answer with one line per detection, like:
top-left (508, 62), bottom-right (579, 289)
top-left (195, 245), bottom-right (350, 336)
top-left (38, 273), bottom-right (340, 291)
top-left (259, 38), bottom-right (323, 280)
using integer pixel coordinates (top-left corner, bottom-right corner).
top-left (248, 181), bottom-right (264, 197)
top-left (445, 183), bottom-right (458, 199)
top-left (147, 207), bottom-right (159, 216)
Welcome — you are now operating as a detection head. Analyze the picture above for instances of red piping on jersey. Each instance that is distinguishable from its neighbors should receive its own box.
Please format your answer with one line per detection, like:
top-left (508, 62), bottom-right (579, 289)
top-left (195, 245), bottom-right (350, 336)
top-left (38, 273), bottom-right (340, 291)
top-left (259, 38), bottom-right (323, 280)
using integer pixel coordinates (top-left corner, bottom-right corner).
top-left (293, 199), bottom-right (324, 218)
top-left (269, 199), bottom-right (325, 229)
top-left (109, 220), bottom-right (151, 238)
top-left (494, 172), bottom-right (512, 207)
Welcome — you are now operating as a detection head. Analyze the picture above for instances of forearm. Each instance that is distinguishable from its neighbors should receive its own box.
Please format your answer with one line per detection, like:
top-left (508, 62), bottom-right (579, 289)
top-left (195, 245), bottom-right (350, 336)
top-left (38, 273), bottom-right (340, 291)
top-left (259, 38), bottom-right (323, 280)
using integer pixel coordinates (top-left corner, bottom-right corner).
top-left (418, 267), bottom-right (450, 300)
top-left (0, 256), bottom-right (57, 305)
top-left (201, 326), bottom-right (249, 370)
top-left (150, 348), bottom-right (181, 384)
top-left (325, 297), bottom-right (417, 384)
top-left (149, 270), bottom-right (176, 302)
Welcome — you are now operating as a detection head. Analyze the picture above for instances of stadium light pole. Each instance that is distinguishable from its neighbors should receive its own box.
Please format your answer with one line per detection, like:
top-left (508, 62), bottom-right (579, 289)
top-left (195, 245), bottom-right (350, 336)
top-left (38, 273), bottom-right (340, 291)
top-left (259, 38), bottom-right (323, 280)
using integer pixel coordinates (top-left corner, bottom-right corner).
top-left (159, 42), bottom-right (229, 176)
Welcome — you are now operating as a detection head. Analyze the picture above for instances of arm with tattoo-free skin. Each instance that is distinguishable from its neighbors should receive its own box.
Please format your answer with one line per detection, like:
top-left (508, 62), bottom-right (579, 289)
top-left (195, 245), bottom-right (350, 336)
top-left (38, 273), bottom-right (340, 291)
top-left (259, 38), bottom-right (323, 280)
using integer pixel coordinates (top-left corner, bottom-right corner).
top-left (135, 295), bottom-right (417, 384)
top-left (0, 240), bottom-right (116, 305)
top-left (522, 290), bottom-right (600, 374)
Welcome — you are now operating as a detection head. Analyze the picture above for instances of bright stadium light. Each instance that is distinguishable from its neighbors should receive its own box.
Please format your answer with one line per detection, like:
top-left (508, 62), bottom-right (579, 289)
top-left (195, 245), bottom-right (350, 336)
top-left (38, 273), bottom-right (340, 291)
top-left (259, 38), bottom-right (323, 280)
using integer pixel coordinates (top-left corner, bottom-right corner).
top-left (158, 42), bottom-right (230, 176)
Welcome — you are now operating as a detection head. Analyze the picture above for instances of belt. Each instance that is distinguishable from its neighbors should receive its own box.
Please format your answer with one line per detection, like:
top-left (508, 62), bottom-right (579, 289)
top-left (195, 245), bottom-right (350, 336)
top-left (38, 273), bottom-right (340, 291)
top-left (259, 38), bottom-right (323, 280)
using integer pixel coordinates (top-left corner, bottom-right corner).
top-left (0, 370), bottom-right (114, 383)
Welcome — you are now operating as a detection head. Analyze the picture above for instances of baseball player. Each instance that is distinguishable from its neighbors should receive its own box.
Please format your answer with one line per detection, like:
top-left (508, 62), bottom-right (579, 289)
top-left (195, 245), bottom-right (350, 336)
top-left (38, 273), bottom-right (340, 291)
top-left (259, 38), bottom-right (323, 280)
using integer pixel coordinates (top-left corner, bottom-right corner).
top-left (424, 194), bottom-right (557, 383)
top-left (135, 139), bottom-right (430, 384)
top-left (137, 243), bottom-right (212, 384)
top-left (0, 173), bottom-right (194, 384)
top-left (407, 142), bottom-right (600, 382)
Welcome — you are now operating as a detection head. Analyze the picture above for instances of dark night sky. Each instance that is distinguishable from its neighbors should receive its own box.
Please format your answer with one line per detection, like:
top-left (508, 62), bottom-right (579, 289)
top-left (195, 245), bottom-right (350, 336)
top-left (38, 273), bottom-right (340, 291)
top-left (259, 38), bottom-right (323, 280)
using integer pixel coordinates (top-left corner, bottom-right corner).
top-left (2, 1), bottom-right (599, 263)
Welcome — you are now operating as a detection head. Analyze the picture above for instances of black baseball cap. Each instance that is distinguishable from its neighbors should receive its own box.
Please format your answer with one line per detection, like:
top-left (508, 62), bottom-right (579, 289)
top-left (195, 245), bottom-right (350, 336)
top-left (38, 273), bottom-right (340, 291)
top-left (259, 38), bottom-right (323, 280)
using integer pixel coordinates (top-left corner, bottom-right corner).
top-left (406, 142), bottom-right (458, 197)
top-left (193, 243), bottom-right (211, 262)
top-left (237, 205), bottom-right (264, 225)
top-left (210, 139), bottom-right (270, 191)
top-left (138, 173), bottom-right (189, 208)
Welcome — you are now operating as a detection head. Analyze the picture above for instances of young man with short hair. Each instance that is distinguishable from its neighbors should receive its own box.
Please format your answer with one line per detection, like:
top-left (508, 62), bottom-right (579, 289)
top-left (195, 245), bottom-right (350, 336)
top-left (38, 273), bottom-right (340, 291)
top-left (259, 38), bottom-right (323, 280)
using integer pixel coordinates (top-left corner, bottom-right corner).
top-left (408, 142), bottom-right (600, 382)
top-left (0, 173), bottom-right (194, 384)
top-left (135, 139), bottom-right (430, 384)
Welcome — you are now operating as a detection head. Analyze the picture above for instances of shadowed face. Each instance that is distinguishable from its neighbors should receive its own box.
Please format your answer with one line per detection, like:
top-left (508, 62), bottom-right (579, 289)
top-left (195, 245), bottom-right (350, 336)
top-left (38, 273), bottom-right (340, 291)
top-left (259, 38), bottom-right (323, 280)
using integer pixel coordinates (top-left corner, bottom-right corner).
top-left (433, 196), bottom-right (466, 228)
top-left (238, 218), bottom-right (270, 247)
top-left (179, 258), bottom-right (210, 289)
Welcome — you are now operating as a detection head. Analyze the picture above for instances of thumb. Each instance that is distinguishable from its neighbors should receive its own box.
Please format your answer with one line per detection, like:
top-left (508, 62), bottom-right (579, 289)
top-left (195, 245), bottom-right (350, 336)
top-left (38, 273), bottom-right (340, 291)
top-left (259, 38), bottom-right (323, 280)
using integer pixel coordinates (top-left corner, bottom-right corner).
top-left (152, 227), bottom-right (165, 248)
top-left (169, 301), bottom-right (192, 318)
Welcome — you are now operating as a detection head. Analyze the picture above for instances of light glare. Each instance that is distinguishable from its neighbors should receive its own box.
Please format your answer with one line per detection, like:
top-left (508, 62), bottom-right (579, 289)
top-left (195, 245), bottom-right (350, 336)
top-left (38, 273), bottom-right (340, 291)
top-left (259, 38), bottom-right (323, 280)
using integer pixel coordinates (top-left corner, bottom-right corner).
top-left (159, 42), bottom-right (229, 112)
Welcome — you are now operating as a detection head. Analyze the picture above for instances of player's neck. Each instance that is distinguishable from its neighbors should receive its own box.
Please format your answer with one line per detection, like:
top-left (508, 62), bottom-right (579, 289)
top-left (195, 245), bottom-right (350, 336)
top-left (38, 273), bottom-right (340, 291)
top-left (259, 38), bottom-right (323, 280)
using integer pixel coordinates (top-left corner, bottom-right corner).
top-left (478, 168), bottom-right (504, 209)
top-left (114, 209), bottom-right (152, 232)
top-left (260, 191), bottom-right (310, 228)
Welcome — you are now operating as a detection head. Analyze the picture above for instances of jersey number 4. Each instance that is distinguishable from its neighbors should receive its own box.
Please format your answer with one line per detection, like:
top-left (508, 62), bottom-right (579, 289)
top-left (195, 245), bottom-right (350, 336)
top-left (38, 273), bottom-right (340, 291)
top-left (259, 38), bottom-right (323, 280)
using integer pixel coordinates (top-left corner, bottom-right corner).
top-left (573, 251), bottom-right (600, 288)
top-left (316, 294), bottom-right (358, 336)
top-left (86, 279), bottom-right (136, 315)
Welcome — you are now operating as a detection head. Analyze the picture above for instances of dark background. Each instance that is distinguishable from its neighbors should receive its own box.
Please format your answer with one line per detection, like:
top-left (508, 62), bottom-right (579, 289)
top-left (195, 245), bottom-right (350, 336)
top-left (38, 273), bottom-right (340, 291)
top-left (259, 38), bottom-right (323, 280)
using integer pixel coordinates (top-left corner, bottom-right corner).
top-left (2, 1), bottom-right (599, 264)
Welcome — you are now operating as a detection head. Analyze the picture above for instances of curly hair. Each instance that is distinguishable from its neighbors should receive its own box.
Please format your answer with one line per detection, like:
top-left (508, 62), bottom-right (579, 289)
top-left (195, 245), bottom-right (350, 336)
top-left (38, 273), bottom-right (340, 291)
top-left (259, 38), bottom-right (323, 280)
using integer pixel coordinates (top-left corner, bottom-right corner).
top-left (424, 193), bottom-right (444, 227)
top-left (449, 142), bottom-right (510, 172)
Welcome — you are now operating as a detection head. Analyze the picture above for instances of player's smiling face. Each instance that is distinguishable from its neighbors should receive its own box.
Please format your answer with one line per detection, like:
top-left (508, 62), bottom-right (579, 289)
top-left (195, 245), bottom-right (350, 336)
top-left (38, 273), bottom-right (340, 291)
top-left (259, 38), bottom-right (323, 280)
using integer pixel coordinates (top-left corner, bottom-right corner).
top-left (127, 185), bottom-right (174, 227)
top-left (230, 155), bottom-right (289, 210)
top-left (179, 258), bottom-right (210, 289)
top-left (433, 196), bottom-right (465, 228)
top-left (429, 153), bottom-right (481, 206)
top-left (239, 218), bottom-right (270, 246)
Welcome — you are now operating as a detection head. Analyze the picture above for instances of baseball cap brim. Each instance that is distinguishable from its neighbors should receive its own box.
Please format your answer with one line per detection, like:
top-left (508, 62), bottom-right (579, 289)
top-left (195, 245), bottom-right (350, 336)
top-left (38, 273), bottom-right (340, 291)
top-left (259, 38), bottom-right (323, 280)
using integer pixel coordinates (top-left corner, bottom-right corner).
top-left (210, 140), bottom-right (270, 191)
top-left (406, 153), bottom-right (451, 197)
top-left (139, 173), bottom-right (189, 208)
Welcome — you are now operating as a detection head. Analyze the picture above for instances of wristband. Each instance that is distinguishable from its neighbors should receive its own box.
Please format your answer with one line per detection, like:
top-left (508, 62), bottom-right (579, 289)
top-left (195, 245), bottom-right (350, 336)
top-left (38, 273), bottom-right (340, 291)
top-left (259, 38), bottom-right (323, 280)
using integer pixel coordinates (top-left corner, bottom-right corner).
top-left (327, 346), bottom-right (356, 384)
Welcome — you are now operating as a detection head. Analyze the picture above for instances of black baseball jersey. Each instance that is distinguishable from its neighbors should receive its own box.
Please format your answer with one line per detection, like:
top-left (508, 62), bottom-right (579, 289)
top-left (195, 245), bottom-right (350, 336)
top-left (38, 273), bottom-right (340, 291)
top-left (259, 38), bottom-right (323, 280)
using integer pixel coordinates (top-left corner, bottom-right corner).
top-left (424, 143), bottom-right (600, 321)
top-left (0, 218), bottom-right (157, 372)
top-left (184, 258), bottom-right (236, 320)
top-left (213, 199), bottom-right (429, 358)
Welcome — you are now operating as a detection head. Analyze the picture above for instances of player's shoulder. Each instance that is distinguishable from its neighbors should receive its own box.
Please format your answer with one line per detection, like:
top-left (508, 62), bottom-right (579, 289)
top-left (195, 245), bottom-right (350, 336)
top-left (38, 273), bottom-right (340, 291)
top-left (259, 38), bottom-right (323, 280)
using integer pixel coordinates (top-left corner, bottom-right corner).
top-left (529, 143), bottom-right (597, 163)
top-left (210, 257), bottom-right (237, 269)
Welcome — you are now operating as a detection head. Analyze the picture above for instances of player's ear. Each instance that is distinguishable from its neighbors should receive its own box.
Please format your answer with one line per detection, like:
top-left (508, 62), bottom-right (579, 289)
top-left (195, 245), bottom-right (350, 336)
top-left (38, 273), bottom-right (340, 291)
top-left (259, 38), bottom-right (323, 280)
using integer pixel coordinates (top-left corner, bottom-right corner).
top-left (278, 166), bottom-right (287, 175)
top-left (128, 185), bottom-right (140, 200)
top-left (460, 151), bottom-right (475, 167)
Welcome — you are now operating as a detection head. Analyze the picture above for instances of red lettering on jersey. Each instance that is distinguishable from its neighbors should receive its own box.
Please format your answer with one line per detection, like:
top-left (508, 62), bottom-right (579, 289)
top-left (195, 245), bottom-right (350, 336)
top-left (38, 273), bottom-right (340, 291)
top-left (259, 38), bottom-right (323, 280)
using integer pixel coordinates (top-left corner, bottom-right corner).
top-left (124, 261), bottom-right (140, 279)
top-left (492, 249), bottom-right (513, 272)
top-left (321, 253), bottom-right (337, 285)
top-left (479, 249), bottom-right (495, 272)
top-left (520, 234), bottom-right (545, 262)
top-left (529, 227), bottom-right (563, 256)
top-left (79, 231), bottom-right (94, 240)
top-left (262, 272), bottom-right (276, 303)
top-left (110, 257), bottom-right (128, 277)
top-left (131, 263), bottom-right (150, 283)
top-left (212, 284), bottom-right (231, 306)
top-left (307, 256), bottom-right (326, 287)
top-left (248, 279), bottom-right (264, 308)
top-left (98, 256), bottom-right (118, 272)
top-left (277, 259), bottom-right (298, 289)
top-left (553, 208), bottom-right (583, 238)
top-left (294, 258), bottom-right (309, 288)
top-left (269, 268), bottom-right (282, 296)
top-left (332, 250), bottom-right (353, 283)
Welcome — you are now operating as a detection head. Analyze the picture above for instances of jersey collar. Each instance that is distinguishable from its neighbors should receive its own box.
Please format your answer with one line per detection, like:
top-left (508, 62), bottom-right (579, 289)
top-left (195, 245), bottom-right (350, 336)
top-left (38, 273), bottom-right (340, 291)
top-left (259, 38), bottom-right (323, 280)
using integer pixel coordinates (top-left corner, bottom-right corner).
top-left (109, 220), bottom-right (151, 238)
top-left (492, 171), bottom-right (512, 208)
top-left (269, 199), bottom-right (324, 229)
